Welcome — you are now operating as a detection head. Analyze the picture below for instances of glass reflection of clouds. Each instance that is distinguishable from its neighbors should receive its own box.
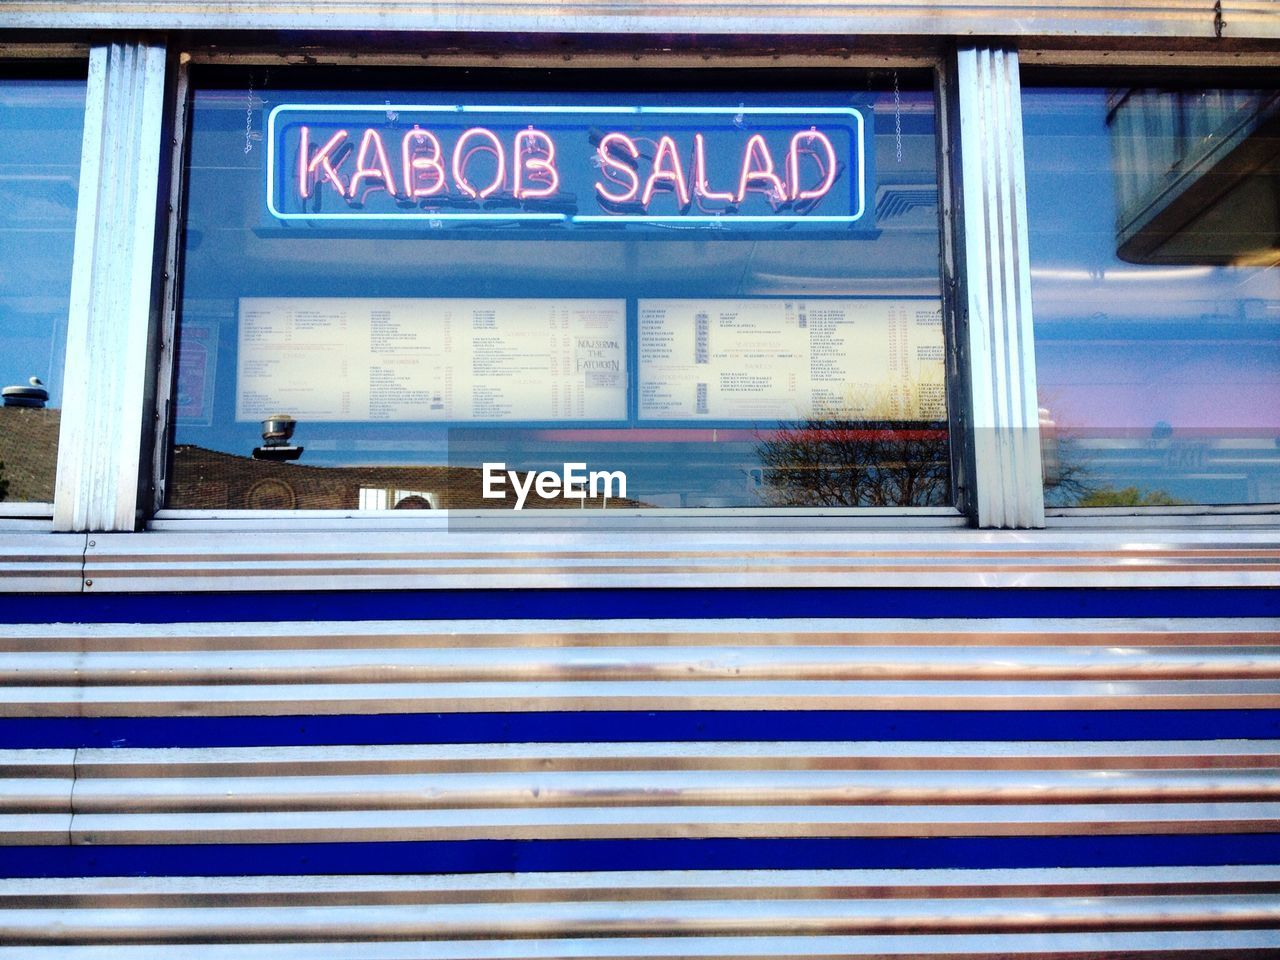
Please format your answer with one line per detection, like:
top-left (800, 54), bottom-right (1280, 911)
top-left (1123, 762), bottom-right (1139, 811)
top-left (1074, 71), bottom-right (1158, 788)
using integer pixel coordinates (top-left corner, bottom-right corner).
top-left (1024, 85), bottom-right (1279, 507)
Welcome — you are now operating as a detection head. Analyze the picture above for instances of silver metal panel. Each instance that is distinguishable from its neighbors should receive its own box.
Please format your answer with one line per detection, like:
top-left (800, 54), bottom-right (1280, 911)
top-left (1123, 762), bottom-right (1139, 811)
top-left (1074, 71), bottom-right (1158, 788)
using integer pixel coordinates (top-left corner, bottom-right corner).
top-left (7, 678), bottom-right (1280, 716)
top-left (10, 642), bottom-right (1280, 684)
top-left (0, 1), bottom-right (1274, 39)
top-left (56, 801), bottom-right (1280, 844)
top-left (52, 42), bottom-right (168, 533)
top-left (954, 48), bottom-right (1043, 529)
top-left (2, 930), bottom-right (1280, 958)
top-left (1, 615), bottom-right (1273, 652)
top-left (5, 864), bottom-right (1278, 899)
top-left (7, 734), bottom-right (1280, 844)
top-left (1, 615), bottom-right (1277, 717)
top-left (0, 532), bottom-right (84, 593)
top-left (63, 527), bottom-right (1280, 592)
top-left (4, 893), bottom-right (1280, 941)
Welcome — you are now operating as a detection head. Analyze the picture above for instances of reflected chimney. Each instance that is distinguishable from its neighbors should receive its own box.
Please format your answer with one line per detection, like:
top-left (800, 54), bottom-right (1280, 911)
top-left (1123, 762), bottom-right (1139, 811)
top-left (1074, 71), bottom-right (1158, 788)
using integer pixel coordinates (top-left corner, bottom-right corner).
top-left (2, 377), bottom-right (48, 409)
top-left (252, 414), bottom-right (304, 461)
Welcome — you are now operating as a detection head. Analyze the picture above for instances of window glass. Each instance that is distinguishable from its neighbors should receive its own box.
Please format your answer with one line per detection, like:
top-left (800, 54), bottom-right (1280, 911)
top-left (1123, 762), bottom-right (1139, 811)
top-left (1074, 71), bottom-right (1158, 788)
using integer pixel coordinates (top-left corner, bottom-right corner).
top-left (168, 68), bottom-right (948, 511)
top-left (1023, 82), bottom-right (1280, 507)
top-left (0, 70), bottom-right (86, 506)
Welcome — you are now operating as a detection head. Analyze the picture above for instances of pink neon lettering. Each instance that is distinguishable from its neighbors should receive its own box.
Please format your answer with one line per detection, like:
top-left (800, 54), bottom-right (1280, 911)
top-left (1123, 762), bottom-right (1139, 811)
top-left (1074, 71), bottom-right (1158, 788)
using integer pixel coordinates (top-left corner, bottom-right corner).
top-left (401, 128), bottom-right (446, 198)
top-left (451, 127), bottom-right (505, 200)
top-left (642, 135), bottom-right (690, 208)
top-left (735, 133), bottom-right (786, 205)
top-left (347, 128), bottom-right (398, 199)
top-left (513, 127), bottom-right (559, 200)
top-left (595, 133), bottom-right (640, 203)
top-left (297, 126), bottom-right (349, 199)
top-left (692, 133), bottom-right (734, 203)
top-left (787, 130), bottom-right (837, 201)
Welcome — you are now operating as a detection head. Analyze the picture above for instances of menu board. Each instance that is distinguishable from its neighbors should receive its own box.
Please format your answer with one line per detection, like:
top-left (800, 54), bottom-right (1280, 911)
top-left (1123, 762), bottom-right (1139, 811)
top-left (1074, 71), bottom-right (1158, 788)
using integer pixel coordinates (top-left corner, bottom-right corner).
top-left (637, 298), bottom-right (946, 422)
top-left (236, 297), bottom-right (627, 422)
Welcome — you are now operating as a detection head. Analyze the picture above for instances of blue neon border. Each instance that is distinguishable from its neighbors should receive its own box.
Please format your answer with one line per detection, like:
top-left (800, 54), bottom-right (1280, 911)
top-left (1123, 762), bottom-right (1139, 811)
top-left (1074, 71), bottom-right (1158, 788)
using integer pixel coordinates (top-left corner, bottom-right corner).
top-left (266, 103), bottom-right (866, 224)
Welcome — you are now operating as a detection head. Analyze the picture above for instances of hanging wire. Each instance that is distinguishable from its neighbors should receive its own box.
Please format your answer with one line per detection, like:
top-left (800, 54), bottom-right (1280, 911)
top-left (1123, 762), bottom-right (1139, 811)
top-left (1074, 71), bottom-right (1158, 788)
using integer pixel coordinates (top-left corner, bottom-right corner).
top-left (893, 70), bottom-right (903, 164)
top-left (243, 72), bottom-right (256, 155)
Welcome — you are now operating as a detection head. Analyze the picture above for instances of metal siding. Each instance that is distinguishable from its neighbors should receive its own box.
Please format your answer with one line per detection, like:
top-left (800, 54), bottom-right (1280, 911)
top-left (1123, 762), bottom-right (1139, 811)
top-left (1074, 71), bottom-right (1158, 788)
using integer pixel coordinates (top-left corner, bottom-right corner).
top-left (0, 1), bottom-right (1277, 39)
top-left (1, 612), bottom-right (1279, 953)
top-left (56, 527), bottom-right (1280, 592)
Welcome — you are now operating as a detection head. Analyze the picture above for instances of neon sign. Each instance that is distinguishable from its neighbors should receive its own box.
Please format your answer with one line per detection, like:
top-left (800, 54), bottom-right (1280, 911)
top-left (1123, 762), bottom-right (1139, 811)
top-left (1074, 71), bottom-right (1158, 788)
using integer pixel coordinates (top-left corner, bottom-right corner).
top-left (266, 104), bottom-right (868, 228)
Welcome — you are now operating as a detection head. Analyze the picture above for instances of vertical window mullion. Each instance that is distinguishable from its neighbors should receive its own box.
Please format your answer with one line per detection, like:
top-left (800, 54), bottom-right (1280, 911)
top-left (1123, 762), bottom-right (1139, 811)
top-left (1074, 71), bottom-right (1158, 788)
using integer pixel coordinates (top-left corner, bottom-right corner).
top-left (952, 46), bottom-right (1045, 528)
top-left (53, 40), bottom-right (169, 532)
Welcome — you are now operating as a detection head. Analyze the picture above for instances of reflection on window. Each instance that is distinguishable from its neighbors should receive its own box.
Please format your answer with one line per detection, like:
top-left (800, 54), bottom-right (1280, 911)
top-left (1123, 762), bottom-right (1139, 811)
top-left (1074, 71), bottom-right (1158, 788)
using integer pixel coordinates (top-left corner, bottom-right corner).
top-left (168, 70), bottom-right (949, 511)
top-left (1024, 85), bottom-right (1280, 507)
top-left (0, 74), bottom-right (86, 506)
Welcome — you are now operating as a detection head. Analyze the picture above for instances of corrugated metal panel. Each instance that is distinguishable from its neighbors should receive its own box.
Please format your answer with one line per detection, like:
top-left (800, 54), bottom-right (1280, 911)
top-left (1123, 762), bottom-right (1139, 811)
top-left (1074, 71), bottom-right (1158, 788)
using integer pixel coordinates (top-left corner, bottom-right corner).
top-left (1, 611), bottom-right (1277, 951)
top-left (53, 528), bottom-right (1280, 592)
top-left (0, 533), bottom-right (84, 592)
top-left (2, 867), bottom-right (1280, 948)
top-left (1, 616), bottom-right (1277, 716)
top-left (0, 1), bottom-right (1276, 40)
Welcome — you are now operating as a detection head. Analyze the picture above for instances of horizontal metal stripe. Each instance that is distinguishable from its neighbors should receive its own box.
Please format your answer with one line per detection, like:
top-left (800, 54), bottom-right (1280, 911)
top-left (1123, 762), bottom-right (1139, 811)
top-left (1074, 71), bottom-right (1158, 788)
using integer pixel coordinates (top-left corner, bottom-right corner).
top-left (8, 646), bottom-right (1280, 686)
top-left (5, 679), bottom-right (1278, 716)
top-left (9, 743), bottom-right (1280, 844)
top-left (52, 529), bottom-right (1280, 592)
top-left (33, 802), bottom-right (1280, 845)
top-left (7, 865), bottom-right (1280, 905)
top-left (0, 533), bottom-right (85, 593)
top-left (1, 932), bottom-right (1279, 959)
top-left (3, 616), bottom-right (1272, 651)
top-left (52, 740), bottom-right (1280, 776)
top-left (1, 0), bottom-right (1277, 40)
top-left (49, 769), bottom-right (1280, 813)
top-left (5, 893), bottom-right (1280, 943)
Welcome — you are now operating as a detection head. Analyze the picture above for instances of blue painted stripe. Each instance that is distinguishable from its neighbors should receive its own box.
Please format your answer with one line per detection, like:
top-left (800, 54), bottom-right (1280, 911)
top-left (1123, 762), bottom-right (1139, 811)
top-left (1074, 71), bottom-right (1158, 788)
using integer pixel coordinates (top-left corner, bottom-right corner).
top-left (2, 588), bottom-right (1277, 623)
top-left (4, 711), bottom-right (1278, 749)
top-left (5, 835), bottom-right (1280, 878)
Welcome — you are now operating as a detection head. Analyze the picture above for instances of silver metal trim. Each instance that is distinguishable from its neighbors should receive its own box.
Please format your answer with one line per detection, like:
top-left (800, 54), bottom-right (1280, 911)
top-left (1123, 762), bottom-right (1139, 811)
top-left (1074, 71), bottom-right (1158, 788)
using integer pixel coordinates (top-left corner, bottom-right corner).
top-left (953, 47), bottom-right (1044, 529)
top-left (2, 615), bottom-right (1276, 715)
top-left (53, 41), bottom-right (169, 533)
top-left (1, 2), bottom-right (1276, 39)
top-left (0, 504), bottom-right (53, 519)
top-left (149, 54), bottom-right (190, 517)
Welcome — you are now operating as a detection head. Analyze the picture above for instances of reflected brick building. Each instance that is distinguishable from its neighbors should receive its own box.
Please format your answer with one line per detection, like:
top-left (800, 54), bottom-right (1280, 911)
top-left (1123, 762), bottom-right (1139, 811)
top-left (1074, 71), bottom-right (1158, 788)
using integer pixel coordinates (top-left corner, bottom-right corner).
top-left (170, 443), bottom-right (645, 510)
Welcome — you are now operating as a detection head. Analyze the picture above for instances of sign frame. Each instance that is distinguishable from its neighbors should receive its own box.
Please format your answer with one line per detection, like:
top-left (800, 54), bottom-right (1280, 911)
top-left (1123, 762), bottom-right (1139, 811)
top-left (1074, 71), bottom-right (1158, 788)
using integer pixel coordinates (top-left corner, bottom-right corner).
top-left (265, 102), bottom-right (867, 226)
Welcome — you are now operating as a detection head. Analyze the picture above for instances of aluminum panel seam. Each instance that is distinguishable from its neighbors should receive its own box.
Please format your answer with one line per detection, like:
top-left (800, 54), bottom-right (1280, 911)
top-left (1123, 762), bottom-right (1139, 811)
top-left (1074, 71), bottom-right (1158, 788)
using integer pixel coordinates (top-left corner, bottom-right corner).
top-left (53, 42), bottom-right (168, 533)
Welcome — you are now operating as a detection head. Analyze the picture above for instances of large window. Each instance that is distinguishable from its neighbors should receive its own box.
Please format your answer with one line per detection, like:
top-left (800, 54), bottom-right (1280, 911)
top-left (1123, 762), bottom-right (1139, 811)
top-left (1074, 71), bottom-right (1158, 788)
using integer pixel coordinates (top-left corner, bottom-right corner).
top-left (0, 67), bottom-right (86, 508)
top-left (1023, 78), bottom-right (1280, 508)
top-left (165, 67), bottom-right (950, 511)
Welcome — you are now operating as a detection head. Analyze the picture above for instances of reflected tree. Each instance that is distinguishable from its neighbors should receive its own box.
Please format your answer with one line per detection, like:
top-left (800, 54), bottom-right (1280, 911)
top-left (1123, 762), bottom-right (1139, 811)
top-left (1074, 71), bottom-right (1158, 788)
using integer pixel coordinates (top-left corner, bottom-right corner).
top-left (754, 418), bottom-right (951, 507)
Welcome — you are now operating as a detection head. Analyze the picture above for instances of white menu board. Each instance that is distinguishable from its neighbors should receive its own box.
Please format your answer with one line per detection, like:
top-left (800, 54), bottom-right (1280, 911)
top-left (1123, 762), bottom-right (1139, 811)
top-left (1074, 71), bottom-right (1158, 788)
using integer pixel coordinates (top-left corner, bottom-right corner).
top-left (637, 298), bottom-right (946, 422)
top-left (236, 297), bottom-right (627, 422)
